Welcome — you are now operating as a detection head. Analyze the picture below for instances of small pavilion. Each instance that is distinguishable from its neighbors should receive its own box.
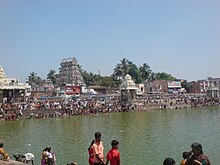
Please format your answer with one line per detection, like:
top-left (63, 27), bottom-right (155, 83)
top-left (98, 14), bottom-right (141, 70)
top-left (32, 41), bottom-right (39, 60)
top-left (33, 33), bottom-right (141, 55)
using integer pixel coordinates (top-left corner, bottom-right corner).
top-left (120, 74), bottom-right (139, 102)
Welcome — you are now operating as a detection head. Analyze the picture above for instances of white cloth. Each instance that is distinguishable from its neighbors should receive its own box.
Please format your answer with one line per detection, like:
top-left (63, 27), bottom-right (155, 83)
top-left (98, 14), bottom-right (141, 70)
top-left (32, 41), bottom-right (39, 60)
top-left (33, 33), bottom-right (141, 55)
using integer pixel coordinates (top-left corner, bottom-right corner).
top-left (25, 153), bottom-right (34, 161)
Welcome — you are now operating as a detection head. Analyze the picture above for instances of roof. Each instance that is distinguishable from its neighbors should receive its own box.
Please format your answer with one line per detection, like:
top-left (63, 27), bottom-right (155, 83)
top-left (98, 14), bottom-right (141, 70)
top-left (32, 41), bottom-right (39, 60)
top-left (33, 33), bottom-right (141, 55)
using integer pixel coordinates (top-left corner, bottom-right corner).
top-left (0, 85), bottom-right (26, 90)
top-left (87, 86), bottom-right (111, 89)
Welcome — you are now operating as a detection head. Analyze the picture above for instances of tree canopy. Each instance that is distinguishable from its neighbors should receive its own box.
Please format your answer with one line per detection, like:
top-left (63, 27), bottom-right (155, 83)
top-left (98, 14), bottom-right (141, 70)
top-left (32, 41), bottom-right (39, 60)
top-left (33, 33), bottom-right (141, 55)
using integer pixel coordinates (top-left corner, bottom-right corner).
top-left (155, 72), bottom-right (176, 80)
top-left (47, 69), bottom-right (58, 85)
top-left (26, 72), bottom-right (42, 86)
top-left (26, 58), bottom-right (176, 87)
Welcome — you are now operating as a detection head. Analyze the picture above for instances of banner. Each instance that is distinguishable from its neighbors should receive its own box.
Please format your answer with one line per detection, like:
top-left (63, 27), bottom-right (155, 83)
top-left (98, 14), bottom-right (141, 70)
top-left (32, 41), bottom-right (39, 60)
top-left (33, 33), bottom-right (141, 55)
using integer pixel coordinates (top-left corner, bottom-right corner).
top-left (65, 86), bottom-right (80, 95)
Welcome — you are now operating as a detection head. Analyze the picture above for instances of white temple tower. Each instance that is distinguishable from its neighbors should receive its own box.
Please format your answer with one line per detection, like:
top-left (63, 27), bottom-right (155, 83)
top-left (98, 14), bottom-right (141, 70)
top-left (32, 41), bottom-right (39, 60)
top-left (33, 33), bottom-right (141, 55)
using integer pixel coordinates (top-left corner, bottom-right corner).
top-left (0, 65), bottom-right (8, 86)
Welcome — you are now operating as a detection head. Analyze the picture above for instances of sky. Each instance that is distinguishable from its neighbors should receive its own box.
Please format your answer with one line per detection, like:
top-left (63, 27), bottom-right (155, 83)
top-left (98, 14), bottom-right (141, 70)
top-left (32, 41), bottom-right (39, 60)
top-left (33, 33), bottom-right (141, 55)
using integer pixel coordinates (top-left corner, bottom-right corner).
top-left (0, 0), bottom-right (220, 82)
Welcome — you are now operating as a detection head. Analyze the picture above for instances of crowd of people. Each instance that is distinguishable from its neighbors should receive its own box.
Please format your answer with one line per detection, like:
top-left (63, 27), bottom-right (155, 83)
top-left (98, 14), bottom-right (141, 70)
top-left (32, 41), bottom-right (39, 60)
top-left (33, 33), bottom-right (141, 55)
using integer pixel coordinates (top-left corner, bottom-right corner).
top-left (164, 142), bottom-right (211, 165)
top-left (87, 132), bottom-right (211, 165)
top-left (0, 94), bottom-right (217, 164)
top-left (0, 94), bottom-right (220, 122)
top-left (0, 133), bottom-right (212, 165)
top-left (0, 132), bottom-right (120, 165)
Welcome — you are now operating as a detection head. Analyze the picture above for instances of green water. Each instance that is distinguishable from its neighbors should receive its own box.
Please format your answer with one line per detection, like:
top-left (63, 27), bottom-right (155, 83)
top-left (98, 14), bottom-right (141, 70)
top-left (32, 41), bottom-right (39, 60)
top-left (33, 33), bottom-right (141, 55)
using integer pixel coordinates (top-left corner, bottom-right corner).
top-left (1, 107), bottom-right (220, 165)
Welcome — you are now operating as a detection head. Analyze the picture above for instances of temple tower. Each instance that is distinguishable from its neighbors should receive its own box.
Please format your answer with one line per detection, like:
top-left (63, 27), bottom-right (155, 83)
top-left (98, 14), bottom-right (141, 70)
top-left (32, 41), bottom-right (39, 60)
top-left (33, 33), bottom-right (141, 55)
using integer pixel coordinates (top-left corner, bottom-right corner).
top-left (0, 65), bottom-right (8, 86)
top-left (57, 57), bottom-right (85, 86)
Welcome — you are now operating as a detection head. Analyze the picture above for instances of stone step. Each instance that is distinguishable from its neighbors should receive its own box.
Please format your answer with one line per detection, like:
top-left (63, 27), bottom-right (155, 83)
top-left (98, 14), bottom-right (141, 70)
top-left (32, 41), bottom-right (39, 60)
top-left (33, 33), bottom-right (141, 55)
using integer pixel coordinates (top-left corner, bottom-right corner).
top-left (0, 160), bottom-right (26, 165)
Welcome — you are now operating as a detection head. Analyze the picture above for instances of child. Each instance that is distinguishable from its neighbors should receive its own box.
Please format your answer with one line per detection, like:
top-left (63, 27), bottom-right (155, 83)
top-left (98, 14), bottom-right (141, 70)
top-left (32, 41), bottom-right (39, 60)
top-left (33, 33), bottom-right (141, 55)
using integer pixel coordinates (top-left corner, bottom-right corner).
top-left (163, 158), bottom-right (176, 165)
top-left (106, 140), bottom-right (120, 165)
top-left (180, 151), bottom-right (191, 165)
top-left (0, 141), bottom-right (9, 161)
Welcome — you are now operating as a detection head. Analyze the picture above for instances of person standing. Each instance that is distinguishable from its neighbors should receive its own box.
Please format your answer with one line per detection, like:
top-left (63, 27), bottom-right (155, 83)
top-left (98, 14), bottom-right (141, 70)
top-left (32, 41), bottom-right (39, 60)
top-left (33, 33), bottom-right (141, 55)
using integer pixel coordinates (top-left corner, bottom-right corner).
top-left (88, 140), bottom-right (95, 165)
top-left (41, 147), bottom-right (56, 165)
top-left (92, 132), bottom-right (105, 165)
top-left (185, 142), bottom-right (211, 165)
top-left (106, 140), bottom-right (120, 165)
top-left (48, 147), bottom-right (56, 165)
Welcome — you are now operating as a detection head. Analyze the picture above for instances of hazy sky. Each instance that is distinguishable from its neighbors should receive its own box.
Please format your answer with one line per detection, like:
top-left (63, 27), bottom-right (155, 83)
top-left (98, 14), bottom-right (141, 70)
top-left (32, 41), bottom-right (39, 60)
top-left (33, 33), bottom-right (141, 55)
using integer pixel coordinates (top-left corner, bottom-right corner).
top-left (0, 0), bottom-right (220, 82)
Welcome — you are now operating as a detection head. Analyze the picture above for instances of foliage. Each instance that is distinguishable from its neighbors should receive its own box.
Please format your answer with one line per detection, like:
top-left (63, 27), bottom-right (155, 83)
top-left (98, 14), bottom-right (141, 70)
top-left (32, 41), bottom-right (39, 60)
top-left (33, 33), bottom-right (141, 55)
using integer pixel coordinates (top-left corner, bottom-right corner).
top-left (155, 72), bottom-right (176, 80)
top-left (113, 58), bottom-right (153, 84)
top-left (26, 58), bottom-right (177, 88)
top-left (47, 69), bottom-right (58, 85)
top-left (26, 72), bottom-right (42, 86)
top-left (80, 70), bottom-right (101, 86)
top-left (128, 63), bottom-right (142, 83)
top-left (99, 76), bottom-right (116, 87)
top-left (139, 63), bottom-right (152, 81)
top-left (113, 58), bottom-right (131, 81)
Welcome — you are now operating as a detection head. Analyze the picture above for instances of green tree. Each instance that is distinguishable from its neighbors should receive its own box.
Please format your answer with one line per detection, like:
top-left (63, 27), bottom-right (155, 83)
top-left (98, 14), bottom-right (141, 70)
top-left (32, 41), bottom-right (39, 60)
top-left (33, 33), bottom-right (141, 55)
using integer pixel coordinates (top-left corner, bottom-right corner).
top-left (47, 69), bottom-right (57, 86)
top-left (80, 70), bottom-right (91, 86)
top-left (139, 63), bottom-right (152, 81)
top-left (91, 74), bottom-right (102, 85)
top-left (150, 72), bottom-right (157, 81)
top-left (155, 72), bottom-right (176, 80)
top-left (128, 63), bottom-right (142, 83)
top-left (99, 76), bottom-right (117, 87)
top-left (111, 74), bottom-right (121, 87)
top-left (113, 58), bottom-right (131, 80)
top-left (80, 69), bottom-right (101, 86)
top-left (113, 58), bottom-right (153, 84)
top-left (26, 72), bottom-right (42, 86)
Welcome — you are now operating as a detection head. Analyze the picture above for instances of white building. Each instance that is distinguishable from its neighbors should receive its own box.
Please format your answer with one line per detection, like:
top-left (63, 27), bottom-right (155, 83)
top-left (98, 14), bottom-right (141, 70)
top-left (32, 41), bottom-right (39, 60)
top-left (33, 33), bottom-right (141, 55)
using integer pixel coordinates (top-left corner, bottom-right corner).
top-left (206, 77), bottom-right (220, 98)
top-left (120, 74), bottom-right (142, 100)
top-left (197, 79), bottom-right (209, 93)
top-left (207, 77), bottom-right (220, 89)
top-left (0, 65), bottom-right (31, 103)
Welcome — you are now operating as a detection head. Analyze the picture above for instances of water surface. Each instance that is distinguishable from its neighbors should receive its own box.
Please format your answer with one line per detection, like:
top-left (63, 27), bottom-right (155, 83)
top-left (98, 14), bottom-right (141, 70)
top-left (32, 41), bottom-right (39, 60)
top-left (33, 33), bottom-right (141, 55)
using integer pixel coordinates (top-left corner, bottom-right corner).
top-left (1, 107), bottom-right (220, 165)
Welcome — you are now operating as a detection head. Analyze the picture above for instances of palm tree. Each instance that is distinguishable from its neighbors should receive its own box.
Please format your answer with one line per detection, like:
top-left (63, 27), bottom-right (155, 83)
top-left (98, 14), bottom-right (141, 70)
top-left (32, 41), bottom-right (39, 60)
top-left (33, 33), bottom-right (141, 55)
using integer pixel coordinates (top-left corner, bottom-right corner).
top-left (150, 72), bottom-right (156, 81)
top-left (26, 72), bottom-right (41, 86)
top-left (139, 63), bottom-right (152, 82)
top-left (128, 63), bottom-right (142, 83)
top-left (47, 69), bottom-right (57, 86)
top-left (113, 58), bottom-right (131, 80)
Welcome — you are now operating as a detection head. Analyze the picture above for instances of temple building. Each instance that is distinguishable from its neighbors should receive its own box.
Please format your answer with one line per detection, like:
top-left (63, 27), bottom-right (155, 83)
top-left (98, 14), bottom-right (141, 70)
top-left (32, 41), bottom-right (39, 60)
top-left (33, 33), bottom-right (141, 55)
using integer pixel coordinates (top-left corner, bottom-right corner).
top-left (56, 57), bottom-right (85, 95)
top-left (0, 65), bottom-right (31, 103)
top-left (0, 66), bottom-right (8, 86)
top-left (120, 74), bottom-right (140, 101)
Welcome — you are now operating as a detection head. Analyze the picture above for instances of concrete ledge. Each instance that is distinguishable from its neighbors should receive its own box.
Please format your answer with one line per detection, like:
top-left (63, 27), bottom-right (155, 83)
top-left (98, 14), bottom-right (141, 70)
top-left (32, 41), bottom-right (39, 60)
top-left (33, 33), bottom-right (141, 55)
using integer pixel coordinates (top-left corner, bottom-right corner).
top-left (0, 160), bottom-right (26, 165)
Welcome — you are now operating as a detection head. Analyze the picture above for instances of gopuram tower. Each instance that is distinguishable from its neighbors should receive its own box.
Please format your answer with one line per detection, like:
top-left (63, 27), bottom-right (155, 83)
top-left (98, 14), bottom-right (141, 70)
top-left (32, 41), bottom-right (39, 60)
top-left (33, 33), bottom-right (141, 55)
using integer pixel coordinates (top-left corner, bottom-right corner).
top-left (57, 57), bottom-right (85, 87)
top-left (0, 65), bottom-right (8, 86)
